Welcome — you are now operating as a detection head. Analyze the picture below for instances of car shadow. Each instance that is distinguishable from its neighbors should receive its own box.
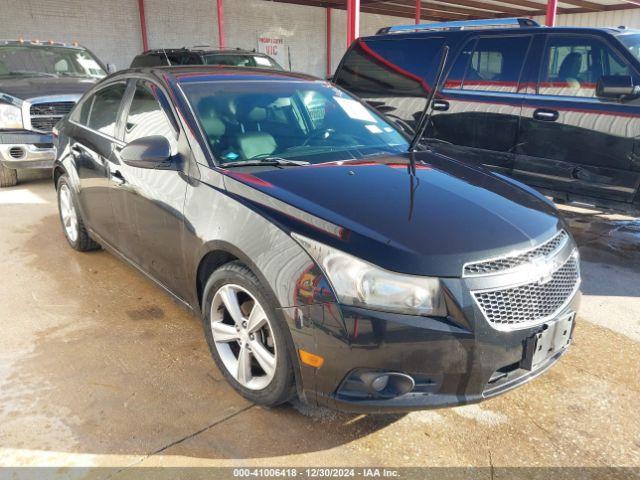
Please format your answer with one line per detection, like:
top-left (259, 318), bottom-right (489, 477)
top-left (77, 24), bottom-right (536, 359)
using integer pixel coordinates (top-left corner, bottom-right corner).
top-left (0, 212), bottom-right (404, 462)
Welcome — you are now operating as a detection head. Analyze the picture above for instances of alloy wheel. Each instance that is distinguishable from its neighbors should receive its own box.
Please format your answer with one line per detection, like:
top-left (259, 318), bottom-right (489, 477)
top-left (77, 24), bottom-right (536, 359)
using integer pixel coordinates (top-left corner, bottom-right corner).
top-left (59, 184), bottom-right (78, 243)
top-left (210, 284), bottom-right (277, 390)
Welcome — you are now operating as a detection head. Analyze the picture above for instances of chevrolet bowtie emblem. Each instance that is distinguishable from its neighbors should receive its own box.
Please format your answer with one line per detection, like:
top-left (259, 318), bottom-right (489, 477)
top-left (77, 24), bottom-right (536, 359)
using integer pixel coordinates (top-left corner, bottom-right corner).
top-left (532, 256), bottom-right (561, 285)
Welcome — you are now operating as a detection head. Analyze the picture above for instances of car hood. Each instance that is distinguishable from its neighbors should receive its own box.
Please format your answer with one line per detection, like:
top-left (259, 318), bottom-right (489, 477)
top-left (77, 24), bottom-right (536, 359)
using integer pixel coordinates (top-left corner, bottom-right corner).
top-left (224, 152), bottom-right (565, 277)
top-left (0, 75), bottom-right (98, 100)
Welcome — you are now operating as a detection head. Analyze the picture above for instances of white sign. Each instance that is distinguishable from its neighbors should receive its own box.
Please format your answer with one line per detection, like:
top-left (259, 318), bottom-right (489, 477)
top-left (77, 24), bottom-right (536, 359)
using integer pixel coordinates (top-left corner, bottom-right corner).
top-left (257, 36), bottom-right (289, 69)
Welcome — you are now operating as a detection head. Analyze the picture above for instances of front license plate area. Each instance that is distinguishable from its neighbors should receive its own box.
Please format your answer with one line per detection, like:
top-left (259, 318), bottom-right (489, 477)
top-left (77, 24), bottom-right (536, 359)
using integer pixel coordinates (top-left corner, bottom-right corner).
top-left (522, 313), bottom-right (575, 371)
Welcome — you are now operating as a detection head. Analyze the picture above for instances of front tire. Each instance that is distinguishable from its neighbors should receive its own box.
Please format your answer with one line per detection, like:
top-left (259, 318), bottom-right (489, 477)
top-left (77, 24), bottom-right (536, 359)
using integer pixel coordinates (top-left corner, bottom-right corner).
top-left (202, 261), bottom-right (296, 406)
top-left (0, 164), bottom-right (18, 188)
top-left (56, 175), bottom-right (100, 252)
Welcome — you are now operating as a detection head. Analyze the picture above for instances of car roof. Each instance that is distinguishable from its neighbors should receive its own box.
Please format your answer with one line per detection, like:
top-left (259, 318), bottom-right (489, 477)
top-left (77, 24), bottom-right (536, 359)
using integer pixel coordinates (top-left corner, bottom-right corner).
top-left (117, 65), bottom-right (319, 83)
top-left (364, 25), bottom-right (629, 41)
top-left (138, 48), bottom-right (270, 56)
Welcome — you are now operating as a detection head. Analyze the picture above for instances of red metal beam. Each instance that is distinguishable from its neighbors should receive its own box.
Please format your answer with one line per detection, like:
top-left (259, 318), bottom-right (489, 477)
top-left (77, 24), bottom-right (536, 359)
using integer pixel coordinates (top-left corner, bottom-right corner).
top-left (347, 0), bottom-right (360, 48)
top-left (415, 0), bottom-right (421, 24)
top-left (217, 0), bottom-right (226, 49)
top-left (326, 7), bottom-right (332, 77)
top-left (546, 0), bottom-right (558, 27)
top-left (137, 0), bottom-right (149, 52)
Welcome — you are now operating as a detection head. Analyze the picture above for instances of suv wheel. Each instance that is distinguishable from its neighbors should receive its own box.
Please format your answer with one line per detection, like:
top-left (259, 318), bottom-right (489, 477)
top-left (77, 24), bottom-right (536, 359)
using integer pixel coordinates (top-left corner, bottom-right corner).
top-left (56, 175), bottom-right (100, 251)
top-left (202, 261), bottom-right (296, 406)
top-left (0, 164), bottom-right (18, 188)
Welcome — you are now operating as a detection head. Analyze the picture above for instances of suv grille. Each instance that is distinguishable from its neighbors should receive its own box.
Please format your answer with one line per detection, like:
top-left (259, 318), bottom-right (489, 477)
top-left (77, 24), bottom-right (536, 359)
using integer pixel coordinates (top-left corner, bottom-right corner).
top-left (464, 230), bottom-right (569, 276)
top-left (30, 101), bottom-right (75, 133)
top-left (472, 254), bottom-right (580, 330)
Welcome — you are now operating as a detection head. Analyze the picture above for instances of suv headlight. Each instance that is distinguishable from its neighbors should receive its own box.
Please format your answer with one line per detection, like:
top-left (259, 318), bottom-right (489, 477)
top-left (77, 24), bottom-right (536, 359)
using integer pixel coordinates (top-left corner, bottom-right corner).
top-left (0, 104), bottom-right (23, 129)
top-left (292, 233), bottom-right (446, 316)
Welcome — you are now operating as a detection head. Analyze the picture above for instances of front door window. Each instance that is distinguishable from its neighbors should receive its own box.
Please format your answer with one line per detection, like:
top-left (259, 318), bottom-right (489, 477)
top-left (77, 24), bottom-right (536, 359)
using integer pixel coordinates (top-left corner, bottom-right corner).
top-left (540, 35), bottom-right (631, 98)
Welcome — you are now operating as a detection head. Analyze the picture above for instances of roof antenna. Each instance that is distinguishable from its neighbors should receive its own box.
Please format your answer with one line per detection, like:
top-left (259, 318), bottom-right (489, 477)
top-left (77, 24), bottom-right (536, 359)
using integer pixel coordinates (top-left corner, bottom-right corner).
top-left (162, 48), bottom-right (172, 65)
top-left (408, 45), bottom-right (449, 156)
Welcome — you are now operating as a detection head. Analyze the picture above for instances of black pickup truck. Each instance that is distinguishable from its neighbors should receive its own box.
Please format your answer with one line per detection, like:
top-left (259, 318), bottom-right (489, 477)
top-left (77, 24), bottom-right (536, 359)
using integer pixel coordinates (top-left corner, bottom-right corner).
top-left (0, 40), bottom-right (111, 187)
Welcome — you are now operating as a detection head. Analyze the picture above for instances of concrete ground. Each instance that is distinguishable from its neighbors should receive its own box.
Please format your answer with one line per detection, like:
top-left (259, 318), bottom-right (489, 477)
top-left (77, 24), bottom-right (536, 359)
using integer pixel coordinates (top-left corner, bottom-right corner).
top-left (0, 173), bottom-right (639, 478)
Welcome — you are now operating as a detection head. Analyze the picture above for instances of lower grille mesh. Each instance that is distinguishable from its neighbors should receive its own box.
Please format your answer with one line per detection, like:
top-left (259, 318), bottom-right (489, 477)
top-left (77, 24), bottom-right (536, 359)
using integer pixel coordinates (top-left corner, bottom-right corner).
top-left (473, 255), bottom-right (580, 329)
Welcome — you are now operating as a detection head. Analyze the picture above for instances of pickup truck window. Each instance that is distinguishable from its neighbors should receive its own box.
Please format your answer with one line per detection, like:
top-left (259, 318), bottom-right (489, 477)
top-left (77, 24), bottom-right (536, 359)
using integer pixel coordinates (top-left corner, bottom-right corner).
top-left (618, 33), bottom-right (640, 62)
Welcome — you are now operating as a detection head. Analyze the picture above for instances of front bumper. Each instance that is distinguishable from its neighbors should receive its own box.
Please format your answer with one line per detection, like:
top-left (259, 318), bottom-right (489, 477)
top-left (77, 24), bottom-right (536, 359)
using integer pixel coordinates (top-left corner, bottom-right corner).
top-left (284, 289), bottom-right (581, 414)
top-left (0, 132), bottom-right (55, 169)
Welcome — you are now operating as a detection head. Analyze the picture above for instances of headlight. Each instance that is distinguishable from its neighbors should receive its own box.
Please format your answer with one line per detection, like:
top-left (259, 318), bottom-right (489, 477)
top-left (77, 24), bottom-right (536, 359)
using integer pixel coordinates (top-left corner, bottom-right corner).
top-left (292, 233), bottom-right (447, 316)
top-left (0, 104), bottom-right (23, 129)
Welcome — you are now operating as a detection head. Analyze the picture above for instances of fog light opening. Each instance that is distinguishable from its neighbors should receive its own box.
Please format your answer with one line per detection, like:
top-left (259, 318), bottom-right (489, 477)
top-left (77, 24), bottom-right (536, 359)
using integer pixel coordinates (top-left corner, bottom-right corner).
top-left (371, 374), bottom-right (389, 392)
top-left (359, 372), bottom-right (415, 399)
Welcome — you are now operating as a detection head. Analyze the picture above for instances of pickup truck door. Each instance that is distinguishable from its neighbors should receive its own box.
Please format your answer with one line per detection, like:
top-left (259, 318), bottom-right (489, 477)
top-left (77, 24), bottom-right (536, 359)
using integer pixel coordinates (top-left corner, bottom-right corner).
top-left (515, 32), bottom-right (640, 204)
top-left (428, 34), bottom-right (533, 174)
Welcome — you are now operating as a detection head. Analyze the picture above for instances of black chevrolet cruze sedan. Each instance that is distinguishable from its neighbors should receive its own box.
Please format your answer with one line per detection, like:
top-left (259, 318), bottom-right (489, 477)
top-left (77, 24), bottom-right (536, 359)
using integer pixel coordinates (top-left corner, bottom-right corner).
top-left (53, 66), bottom-right (581, 412)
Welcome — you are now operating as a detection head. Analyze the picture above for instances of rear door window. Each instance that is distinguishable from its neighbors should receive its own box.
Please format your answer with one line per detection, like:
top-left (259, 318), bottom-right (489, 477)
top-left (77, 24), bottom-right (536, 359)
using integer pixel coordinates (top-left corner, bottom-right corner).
top-left (540, 35), bottom-right (631, 98)
top-left (131, 54), bottom-right (165, 67)
top-left (445, 36), bottom-right (531, 93)
top-left (335, 37), bottom-right (446, 97)
top-left (334, 37), bottom-right (446, 126)
top-left (76, 82), bottom-right (126, 137)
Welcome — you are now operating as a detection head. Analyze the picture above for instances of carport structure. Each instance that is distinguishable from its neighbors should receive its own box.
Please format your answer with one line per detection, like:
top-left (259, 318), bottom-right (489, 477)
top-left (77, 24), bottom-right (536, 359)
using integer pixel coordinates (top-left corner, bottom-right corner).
top-left (258, 0), bottom-right (640, 38)
top-left (133, 0), bottom-right (640, 75)
top-left (260, 0), bottom-right (640, 73)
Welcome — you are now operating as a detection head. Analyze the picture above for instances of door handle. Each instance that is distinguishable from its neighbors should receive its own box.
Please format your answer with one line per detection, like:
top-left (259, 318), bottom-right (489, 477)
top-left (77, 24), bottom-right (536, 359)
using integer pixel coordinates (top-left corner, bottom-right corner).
top-left (432, 100), bottom-right (450, 112)
top-left (533, 109), bottom-right (559, 122)
top-left (111, 170), bottom-right (126, 186)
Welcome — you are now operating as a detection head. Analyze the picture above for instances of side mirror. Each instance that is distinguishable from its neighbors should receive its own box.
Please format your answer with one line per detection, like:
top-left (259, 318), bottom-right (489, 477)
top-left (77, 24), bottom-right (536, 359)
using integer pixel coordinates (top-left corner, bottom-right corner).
top-left (107, 63), bottom-right (117, 74)
top-left (596, 75), bottom-right (639, 100)
top-left (120, 136), bottom-right (173, 169)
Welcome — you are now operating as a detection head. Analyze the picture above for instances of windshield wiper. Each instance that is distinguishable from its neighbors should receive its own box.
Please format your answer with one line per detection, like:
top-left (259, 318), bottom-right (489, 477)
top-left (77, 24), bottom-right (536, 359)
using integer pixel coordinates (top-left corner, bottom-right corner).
top-left (58, 72), bottom-right (91, 78)
top-left (9, 71), bottom-right (58, 78)
top-left (223, 157), bottom-right (311, 168)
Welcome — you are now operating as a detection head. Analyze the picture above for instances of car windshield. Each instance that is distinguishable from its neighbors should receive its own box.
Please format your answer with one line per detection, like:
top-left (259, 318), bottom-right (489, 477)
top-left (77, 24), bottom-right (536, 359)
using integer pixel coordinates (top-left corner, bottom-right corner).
top-left (618, 33), bottom-right (640, 62)
top-left (202, 53), bottom-right (282, 70)
top-left (0, 45), bottom-right (106, 79)
top-left (182, 80), bottom-right (409, 165)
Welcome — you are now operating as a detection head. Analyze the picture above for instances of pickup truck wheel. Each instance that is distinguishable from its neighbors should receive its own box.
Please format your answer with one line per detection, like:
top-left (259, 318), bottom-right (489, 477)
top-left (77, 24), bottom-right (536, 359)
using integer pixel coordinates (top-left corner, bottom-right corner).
top-left (202, 261), bottom-right (296, 407)
top-left (0, 164), bottom-right (18, 188)
top-left (56, 175), bottom-right (100, 252)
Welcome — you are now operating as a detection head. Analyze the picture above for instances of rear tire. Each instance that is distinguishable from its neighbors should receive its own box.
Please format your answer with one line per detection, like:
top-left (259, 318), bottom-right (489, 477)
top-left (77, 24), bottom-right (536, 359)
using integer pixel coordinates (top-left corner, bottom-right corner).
top-left (202, 261), bottom-right (296, 407)
top-left (0, 164), bottom-right (18, 188)
top-left (56, 175), bottom-right (101, 252)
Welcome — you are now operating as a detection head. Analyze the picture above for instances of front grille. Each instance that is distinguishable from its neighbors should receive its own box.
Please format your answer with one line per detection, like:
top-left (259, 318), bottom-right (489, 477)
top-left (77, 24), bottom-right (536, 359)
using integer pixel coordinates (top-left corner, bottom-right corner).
top-left (30, 101), bottom-right (75, 133)
top-left (464, 230), bottom-right (569, 276)
top-left (472, 254), bottom-right (580, 330)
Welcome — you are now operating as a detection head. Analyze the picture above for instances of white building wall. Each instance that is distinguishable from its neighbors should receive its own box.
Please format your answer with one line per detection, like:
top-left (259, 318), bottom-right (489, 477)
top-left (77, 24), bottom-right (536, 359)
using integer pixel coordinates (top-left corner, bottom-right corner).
top-left (144, 0), bottom-right (217, 51)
